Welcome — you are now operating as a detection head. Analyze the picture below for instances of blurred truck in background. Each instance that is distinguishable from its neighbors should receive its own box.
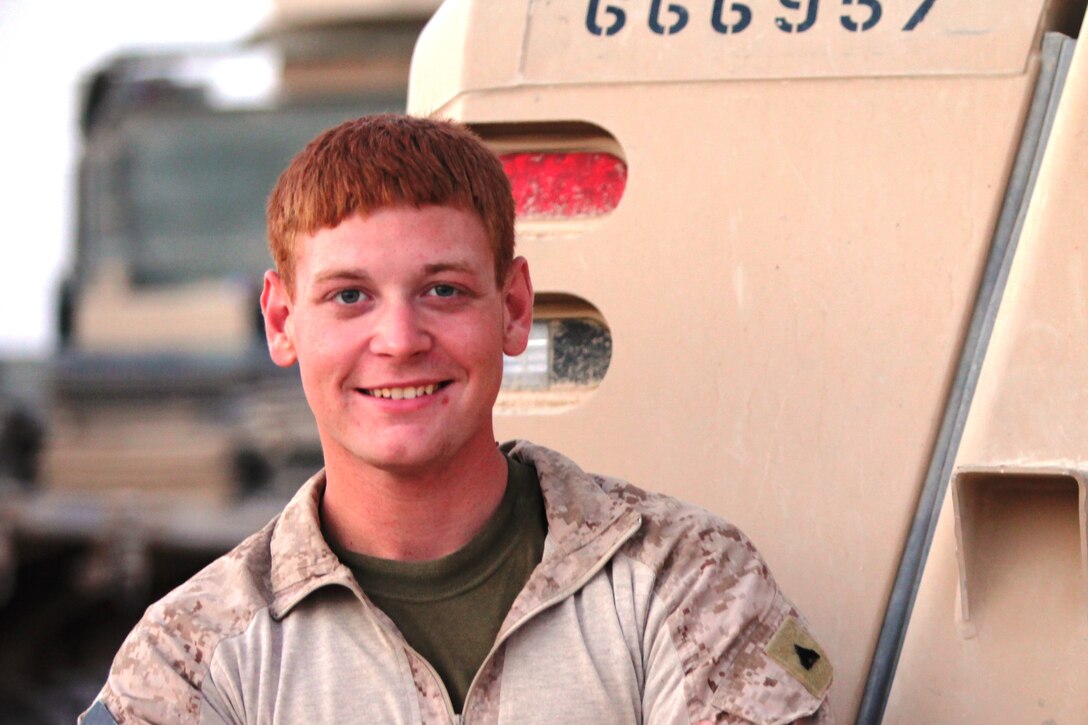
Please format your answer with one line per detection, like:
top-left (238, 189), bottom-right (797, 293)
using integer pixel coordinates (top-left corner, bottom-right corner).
top-left (50, 0), bottom-right (441, 513)
top-left (0, 1), bottom-right (440, 720)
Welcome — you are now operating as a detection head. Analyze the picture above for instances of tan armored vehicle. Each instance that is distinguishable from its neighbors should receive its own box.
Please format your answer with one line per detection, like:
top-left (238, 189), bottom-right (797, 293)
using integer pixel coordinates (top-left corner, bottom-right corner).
top-left (407, 0), bottom-right (1088, 721)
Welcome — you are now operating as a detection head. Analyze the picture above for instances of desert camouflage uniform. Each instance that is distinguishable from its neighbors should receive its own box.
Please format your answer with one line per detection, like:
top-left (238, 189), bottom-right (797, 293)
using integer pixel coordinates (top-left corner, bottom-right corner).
top-left (81, 441), bottom-right (833, 724)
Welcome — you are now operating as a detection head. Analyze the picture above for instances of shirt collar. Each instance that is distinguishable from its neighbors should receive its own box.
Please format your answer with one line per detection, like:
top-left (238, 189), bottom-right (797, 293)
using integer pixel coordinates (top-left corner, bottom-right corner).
top-left (266, 442), bottom-right (642, 619)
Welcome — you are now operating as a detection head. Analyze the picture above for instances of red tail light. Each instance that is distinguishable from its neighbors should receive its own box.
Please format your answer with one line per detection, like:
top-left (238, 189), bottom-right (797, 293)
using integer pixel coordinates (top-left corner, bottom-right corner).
top-left (500, 152), bottom-right (627, 218)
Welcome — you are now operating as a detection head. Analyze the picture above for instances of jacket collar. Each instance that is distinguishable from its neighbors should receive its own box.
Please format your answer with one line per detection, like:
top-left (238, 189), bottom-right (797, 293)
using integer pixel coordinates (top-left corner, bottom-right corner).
top-left (504, 440), bottom-right (637, 557)
top-left (499, 441), bottom-right (643, 636)
top-left (267, 471), bottom-right (358, 619)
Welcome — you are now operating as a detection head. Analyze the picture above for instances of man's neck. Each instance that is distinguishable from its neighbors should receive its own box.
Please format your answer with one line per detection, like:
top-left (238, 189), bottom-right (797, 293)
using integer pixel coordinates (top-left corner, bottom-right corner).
top-left (319, 441), bottom-right (509, 561)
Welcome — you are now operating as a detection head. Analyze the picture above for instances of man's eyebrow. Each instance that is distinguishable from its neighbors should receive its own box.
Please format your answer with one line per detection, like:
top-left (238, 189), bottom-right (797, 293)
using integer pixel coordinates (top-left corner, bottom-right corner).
top-left (423, 261), bottom-right (477, 275)
top-left (312, 268), bottom-right (373, 285)
top-left (310, 261), bottom-right (479, 285)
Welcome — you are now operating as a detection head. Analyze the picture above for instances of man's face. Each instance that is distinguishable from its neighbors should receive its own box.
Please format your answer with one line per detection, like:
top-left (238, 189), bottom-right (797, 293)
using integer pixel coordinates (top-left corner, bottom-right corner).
top-left (261, 205), bottom-right (532, 477)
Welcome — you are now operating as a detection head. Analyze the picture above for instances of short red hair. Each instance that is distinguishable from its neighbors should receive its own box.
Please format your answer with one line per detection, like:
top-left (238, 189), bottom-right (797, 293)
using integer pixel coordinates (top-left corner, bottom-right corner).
top-left (267, 114), bottom-right (515, 292)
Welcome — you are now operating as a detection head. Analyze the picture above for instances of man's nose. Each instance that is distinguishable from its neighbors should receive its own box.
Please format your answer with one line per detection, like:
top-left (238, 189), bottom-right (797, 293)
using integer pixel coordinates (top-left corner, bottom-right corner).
top-left (369, 300), bottom-right (431, 357)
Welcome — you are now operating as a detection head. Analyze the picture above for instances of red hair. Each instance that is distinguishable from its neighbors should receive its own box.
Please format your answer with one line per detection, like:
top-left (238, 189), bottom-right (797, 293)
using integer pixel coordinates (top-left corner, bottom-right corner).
top-left (267, 114), bottom-right (515, 291)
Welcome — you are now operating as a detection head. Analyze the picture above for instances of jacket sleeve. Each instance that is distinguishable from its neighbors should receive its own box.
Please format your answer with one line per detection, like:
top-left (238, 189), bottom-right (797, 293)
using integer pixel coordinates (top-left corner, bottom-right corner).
top-left (76, 593), bottom-right (246, 725)
top-left (79, 683), bottom-right (239, 725)
top-left (635, 504), bottom-right (833, 725)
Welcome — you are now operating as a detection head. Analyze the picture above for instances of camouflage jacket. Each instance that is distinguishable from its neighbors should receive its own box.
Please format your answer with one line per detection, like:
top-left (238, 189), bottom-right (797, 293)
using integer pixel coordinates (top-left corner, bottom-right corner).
top-left (82, 440), bottom-right (832, 724)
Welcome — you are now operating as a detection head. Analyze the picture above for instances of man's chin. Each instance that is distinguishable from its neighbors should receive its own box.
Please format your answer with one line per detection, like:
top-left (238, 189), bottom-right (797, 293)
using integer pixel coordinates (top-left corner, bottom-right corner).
top-left (348, 440), bottom-right (454, 478)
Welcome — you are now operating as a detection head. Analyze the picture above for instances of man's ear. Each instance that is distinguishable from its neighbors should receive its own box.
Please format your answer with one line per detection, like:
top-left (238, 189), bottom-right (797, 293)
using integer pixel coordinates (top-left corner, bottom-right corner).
top-left (502, 256), bottom-right (534, 356)
top-left (260, 270), bottom-right (298, 367)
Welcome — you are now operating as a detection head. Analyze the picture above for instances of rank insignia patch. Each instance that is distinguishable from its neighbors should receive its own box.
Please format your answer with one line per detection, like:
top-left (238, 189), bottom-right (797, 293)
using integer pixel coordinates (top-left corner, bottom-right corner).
top-left (765, 616), bottom-right (833, 698)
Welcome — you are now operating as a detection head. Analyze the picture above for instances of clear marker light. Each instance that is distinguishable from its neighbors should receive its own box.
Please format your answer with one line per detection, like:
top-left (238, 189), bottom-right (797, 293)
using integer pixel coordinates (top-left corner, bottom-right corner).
top-left (502, 321), bottom-right (550, 389)
top-left (501, 318), bottom-right (612, 392)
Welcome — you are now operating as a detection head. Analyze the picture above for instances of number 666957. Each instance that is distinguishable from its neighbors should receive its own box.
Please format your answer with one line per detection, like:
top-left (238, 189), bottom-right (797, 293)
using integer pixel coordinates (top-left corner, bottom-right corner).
top-left (585, 0), bottom-right (936, 37)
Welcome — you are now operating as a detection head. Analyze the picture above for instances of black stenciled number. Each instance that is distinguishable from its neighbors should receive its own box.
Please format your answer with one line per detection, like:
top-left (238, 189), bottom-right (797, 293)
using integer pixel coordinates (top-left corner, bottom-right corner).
top-left (776, 0), bottom-right (819, 33)
top-left (586, 0), bottom-right (626, 36)
top-left (840, 0), bottom-right (881, 31)
top-left (648, 0), bottom-right (689, 35)
top-left (903, 0), bottom-right (936, 31)
top-left (712, 0), bottom-right (752, 33)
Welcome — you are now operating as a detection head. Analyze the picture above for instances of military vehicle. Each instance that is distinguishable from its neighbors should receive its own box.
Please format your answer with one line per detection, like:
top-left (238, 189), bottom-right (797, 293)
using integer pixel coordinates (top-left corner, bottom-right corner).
top-left (406, 0), bottom-right (1088, 721)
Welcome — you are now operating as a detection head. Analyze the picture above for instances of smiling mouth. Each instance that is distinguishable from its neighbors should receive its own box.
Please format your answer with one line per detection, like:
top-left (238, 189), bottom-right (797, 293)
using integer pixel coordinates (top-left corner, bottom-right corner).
top-left (359, 381), bottom-right (451, 400)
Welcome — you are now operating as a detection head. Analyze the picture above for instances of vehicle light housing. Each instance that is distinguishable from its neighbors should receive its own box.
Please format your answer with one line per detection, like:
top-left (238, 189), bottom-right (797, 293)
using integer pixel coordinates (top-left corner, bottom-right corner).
top-left (500, 152), bottom-right (627, 218)
top-left (501, 315), bottom-right (612, 395)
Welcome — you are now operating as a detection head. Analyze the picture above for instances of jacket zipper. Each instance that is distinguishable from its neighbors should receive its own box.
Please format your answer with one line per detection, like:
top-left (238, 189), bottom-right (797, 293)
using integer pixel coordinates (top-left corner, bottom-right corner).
top-left (349, 591), bottom-right (461, 724)
top-left (413, 651), bottom-right (460, 724)
top-left (458, 512), bottom-right (643, 721)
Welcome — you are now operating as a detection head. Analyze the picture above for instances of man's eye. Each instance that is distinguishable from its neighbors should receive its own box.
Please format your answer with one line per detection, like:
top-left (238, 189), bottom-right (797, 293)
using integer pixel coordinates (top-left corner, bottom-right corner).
top-left (335, 289), bottom-right (363, 304)
top-left (427, 284), bottom-right (459, 298)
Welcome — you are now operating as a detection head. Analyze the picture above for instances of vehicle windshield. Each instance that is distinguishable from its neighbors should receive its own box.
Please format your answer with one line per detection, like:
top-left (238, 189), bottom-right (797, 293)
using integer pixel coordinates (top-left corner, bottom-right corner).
top-left (82, 100), bottom-right (393, 285)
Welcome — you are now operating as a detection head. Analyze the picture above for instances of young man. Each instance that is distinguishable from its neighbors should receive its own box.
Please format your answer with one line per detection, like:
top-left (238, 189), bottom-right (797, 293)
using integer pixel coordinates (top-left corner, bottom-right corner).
top-left (82, 115), bottom-right (832, 724)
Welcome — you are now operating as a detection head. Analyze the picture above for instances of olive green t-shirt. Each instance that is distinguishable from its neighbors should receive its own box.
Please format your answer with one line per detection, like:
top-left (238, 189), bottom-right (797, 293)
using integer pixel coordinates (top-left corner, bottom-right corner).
top-left (328, 457), bottom-right (546, 714)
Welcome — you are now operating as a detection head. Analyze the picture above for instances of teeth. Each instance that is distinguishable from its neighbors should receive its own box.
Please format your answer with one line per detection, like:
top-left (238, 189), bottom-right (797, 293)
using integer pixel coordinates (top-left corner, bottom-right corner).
top-left (367, 384), bottom-right (441, 399)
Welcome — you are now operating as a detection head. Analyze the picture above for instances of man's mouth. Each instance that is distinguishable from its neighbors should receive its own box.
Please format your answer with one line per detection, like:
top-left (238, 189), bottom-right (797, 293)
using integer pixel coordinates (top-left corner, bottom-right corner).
top-left (359, 382), bottom-right (451, 400)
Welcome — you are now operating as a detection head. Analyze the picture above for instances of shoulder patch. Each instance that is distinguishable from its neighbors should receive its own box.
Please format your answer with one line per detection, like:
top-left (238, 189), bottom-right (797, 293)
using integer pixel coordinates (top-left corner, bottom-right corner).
top-left (765, 616), bottom-right (833, 698)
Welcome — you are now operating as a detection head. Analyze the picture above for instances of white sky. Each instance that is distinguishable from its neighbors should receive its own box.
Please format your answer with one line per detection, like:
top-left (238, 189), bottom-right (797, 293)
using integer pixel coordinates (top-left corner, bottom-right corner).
top-left (0, 0), bottom-right (271, 356)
